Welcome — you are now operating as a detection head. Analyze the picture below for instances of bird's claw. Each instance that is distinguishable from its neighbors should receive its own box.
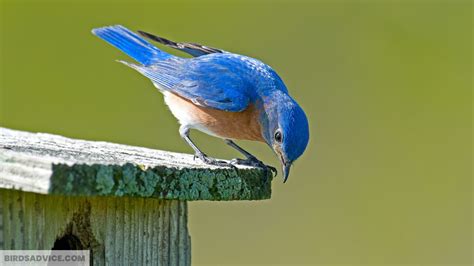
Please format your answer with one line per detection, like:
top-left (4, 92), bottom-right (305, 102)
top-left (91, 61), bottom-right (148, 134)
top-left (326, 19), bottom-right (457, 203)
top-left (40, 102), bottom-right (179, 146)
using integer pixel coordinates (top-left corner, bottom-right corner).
top-left (230, 157), bottom-right (278, 177)
top-left (195, 153), bottom-right (237, 169)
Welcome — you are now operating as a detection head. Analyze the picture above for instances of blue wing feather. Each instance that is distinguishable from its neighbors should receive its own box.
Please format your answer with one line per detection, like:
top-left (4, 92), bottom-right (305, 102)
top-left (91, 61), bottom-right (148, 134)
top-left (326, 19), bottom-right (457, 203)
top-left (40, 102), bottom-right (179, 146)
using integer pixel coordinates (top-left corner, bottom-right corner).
top-left (122, 54), bottom-right (253, 112)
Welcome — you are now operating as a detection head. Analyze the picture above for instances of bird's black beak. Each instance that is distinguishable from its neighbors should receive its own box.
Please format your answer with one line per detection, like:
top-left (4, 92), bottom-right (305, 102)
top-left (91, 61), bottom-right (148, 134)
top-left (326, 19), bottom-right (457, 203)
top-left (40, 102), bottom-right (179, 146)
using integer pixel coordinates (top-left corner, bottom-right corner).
top-left (282, 160), bottom-right (291, 183)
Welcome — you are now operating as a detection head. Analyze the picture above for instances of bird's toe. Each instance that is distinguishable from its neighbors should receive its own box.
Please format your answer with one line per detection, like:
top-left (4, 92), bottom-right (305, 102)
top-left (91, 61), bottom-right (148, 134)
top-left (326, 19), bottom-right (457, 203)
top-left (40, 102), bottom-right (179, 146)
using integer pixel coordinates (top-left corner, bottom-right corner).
top-left (199, 155), bottom-right (236, 169)
top-left (230, 157), bottom-right (277, 177)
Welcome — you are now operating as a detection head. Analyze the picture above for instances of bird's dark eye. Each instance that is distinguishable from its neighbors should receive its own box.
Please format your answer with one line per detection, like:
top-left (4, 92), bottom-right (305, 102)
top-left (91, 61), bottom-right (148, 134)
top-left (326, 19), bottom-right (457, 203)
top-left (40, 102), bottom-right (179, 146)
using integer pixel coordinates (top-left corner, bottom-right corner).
top-left (274, 131), bottom-right (282, 143)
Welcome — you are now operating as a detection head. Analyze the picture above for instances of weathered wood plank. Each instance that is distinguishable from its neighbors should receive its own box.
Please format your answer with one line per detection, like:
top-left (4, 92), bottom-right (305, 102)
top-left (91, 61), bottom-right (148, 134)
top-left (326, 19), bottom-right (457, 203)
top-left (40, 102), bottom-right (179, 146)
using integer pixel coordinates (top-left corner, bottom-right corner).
top-left (0, 189), bottom-right (190, 265)
top-left (0, 194), bottom-right (3, 249)
top-left (0, 127), bottom-right (272, 201)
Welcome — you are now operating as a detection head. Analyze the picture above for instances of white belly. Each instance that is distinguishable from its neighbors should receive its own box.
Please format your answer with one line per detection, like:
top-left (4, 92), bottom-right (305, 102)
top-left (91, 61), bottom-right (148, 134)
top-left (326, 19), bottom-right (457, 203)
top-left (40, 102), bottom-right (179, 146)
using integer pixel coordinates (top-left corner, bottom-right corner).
top-left (163, 91), bottom-right (220, 137)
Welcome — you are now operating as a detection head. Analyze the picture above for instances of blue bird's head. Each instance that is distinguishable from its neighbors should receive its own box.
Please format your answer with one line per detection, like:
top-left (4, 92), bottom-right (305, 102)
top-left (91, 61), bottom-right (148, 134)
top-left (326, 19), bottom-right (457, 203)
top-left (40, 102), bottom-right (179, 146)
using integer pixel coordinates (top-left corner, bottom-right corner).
top-left (260, 91), bottom-right (310, 182)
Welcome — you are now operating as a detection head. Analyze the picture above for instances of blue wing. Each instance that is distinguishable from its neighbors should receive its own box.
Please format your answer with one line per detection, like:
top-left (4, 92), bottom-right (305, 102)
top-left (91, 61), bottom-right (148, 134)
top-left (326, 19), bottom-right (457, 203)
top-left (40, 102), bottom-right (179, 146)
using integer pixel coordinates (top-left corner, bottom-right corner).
top-left (92, 25), bottom-right (276, 112)
top-left (122, 54), bottom-right (253, 112)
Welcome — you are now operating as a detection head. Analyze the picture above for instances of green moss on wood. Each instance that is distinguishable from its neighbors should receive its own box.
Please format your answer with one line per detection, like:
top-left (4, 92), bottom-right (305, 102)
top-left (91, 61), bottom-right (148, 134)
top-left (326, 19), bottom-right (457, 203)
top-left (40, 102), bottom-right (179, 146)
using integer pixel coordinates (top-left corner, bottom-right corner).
top-left (50, 163), bottom-right (272, 201)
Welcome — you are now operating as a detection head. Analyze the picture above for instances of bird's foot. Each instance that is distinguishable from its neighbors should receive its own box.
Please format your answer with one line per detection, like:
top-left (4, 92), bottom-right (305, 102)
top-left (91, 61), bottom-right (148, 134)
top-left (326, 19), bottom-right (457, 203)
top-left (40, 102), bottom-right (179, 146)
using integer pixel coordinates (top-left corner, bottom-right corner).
top-left (230, 157), bottom-right (277, 177)
top-left (194, 153), bottom-right (237, 169)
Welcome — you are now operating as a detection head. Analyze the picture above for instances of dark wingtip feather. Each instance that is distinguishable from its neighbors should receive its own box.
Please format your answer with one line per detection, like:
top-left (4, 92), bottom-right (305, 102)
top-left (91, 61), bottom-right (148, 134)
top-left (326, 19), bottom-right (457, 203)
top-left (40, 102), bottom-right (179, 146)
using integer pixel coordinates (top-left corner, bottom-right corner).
top-left (138, 30), bottom-right (179, 48)
top-left (138, 30), bottom-right (224, 57)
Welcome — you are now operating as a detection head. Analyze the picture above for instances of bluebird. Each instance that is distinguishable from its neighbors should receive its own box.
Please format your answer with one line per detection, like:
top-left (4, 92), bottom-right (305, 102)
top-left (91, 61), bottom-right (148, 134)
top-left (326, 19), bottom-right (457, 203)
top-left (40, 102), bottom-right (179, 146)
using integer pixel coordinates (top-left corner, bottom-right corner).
top-left (92, 25), bottom-right (309, 182)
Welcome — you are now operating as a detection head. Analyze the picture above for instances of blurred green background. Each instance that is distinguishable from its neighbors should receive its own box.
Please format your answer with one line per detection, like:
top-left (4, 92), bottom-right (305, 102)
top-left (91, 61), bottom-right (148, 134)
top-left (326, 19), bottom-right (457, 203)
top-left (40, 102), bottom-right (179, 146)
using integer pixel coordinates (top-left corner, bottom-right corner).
top-left (0, 0), bottom-right (471, 265)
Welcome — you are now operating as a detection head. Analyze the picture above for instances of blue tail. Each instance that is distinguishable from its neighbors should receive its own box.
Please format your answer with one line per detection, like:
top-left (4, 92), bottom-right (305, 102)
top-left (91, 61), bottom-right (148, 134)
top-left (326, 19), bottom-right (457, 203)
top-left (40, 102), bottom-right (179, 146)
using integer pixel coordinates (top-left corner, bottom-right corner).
top-left (92, 25), bottom-right (173, 66)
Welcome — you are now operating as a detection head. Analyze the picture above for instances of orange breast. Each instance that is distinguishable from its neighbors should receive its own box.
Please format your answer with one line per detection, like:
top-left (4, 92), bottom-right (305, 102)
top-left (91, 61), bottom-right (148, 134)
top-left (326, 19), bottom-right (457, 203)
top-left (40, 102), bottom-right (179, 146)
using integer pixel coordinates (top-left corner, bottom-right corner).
top-left (164, 92), bottom-right (264, 142)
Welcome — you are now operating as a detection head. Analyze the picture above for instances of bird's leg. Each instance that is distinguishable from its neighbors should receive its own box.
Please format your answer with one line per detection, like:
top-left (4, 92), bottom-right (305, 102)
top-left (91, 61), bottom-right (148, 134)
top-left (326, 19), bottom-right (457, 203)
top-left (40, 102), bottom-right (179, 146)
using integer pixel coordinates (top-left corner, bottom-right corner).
top-left (225, 139), bottom-right (257, 159)
top-left (179, 126), bottom-right (235, 168)
top-left (225, 139), bottom-right (277, 176)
